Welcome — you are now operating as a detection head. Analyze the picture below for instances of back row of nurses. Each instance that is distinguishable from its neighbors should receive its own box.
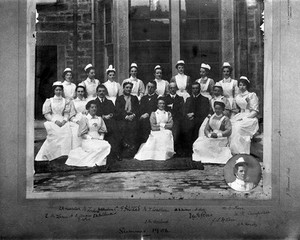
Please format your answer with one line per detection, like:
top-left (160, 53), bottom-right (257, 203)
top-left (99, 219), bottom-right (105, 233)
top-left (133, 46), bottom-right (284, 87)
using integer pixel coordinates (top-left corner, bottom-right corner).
top-left (61, 60), bottom-right (240, 115)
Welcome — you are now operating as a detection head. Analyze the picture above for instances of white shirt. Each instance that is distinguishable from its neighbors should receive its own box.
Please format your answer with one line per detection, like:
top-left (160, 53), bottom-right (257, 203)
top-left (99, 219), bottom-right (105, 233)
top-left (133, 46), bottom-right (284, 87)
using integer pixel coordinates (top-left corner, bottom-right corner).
top-left (62, 81), bottom-right (76, 100)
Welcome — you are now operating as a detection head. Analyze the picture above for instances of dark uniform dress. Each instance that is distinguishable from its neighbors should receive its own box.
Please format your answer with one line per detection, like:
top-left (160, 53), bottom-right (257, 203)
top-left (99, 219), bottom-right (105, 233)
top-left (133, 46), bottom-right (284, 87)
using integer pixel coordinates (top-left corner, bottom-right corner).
top-left (115, 94), bottom-right (140, 157)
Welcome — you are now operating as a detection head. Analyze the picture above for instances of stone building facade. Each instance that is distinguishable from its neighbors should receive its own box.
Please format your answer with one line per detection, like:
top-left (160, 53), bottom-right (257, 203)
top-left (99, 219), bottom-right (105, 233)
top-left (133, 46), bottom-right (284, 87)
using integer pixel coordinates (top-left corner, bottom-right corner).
top-left (35, 0), bottom-right (264, 119)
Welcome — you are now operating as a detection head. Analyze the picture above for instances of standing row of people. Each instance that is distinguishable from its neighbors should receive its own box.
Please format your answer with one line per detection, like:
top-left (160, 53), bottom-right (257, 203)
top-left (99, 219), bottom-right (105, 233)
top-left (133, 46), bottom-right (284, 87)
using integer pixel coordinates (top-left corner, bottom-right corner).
top-left (35, 60), bottom-right (259, 168)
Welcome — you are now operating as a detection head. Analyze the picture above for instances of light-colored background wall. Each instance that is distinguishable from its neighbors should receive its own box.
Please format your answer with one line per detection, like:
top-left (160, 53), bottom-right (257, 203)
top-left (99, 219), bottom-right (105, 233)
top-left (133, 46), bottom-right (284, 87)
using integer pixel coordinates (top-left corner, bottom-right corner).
top-left (1, 0), bottom-right (300, 238)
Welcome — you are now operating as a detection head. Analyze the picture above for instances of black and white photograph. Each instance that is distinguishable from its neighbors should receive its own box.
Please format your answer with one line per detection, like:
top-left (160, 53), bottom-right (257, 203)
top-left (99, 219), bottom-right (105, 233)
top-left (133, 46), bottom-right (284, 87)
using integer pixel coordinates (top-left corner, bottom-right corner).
top-left (32, 0), bottom-right (266, 199)
top-left (2, 0), bottom-right (300, 239)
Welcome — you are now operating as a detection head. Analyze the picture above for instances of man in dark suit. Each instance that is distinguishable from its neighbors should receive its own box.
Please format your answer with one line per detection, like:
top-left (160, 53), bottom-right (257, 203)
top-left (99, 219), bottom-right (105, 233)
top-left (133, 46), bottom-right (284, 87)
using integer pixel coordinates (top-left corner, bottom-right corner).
top-left (165, 82), bottom-right (184, 155)
top-left (95, 84), bottom-right (121, 162)
top-left (183, 82), bottom-right (210, 156)
top-left (115, 81), bottom-right (140, 158)
top-left (138, 80), bottom-right (159, 144)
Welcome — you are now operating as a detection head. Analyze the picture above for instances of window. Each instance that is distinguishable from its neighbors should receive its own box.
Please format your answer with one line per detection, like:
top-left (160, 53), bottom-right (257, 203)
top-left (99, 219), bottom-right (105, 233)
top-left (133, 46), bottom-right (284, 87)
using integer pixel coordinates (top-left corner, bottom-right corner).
top-left (104, 1), bottom-right (114, 66)
top-left (129, 0), bottom-right (172, 83)
top-left (180, 0), bottom-right (221, 81)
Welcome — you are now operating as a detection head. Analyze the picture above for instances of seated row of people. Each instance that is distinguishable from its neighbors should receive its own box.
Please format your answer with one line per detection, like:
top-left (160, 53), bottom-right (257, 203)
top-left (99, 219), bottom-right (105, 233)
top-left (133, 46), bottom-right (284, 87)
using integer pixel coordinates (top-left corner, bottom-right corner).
top-left (35, 73), bottom-right (259, 169)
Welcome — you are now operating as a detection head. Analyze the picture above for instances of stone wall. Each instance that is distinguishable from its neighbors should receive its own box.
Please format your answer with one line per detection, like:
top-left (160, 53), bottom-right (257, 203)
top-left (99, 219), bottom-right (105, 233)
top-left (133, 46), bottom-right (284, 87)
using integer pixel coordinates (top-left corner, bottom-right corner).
top-left (37, 0), bottom-right (99, 83)
top-left (36, 0), bottom-right (264, 108)
top-left (235, 0), bottom-right (264, 116)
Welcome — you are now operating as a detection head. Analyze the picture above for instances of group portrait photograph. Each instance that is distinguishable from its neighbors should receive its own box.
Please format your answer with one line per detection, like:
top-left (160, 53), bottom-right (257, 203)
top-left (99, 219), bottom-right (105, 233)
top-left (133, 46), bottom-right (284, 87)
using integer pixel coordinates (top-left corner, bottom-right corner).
top-left (32, 0), bottom-right (266, 198)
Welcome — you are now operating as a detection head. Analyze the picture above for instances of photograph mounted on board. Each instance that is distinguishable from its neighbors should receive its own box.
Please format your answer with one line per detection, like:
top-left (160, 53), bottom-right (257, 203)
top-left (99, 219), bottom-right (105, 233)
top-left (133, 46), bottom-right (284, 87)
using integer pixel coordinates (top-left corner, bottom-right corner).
top-left (30, 0), bottom-right (267, 199)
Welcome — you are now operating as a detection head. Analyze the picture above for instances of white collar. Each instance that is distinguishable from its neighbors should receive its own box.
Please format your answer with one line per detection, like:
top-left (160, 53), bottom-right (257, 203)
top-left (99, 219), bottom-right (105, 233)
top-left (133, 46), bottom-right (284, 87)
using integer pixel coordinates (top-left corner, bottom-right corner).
top-left (234, 178), bottom-right (247, 185)
top-left (75, 97), bottom-right (85, 101)
top-left (63, 80), bottom-right (72, 85)
top-left (130, 76), bottom-right (138, 81)
top-left (86, 77), bottom-right (95, 83)
top-left (169, 94), bottom-right (176, 98)
top-left (223, 77), bottom-right (232, 82)
top-left (97, 96), bottom-right (105, 101)
top-left (212, 113), bottom-right (224, 119)
top-left (156, 109), bottom-right (166, 114)
top-left (53, 95), bottom-right (63, 100)
top-left (148, 92), bottom-right (156, 97)
top-left (240, 90), bottom-right (249, 96)
top-left (87, 113), bottom-right (98, 119)
top-left (192, 93), bottom-right (201, 98)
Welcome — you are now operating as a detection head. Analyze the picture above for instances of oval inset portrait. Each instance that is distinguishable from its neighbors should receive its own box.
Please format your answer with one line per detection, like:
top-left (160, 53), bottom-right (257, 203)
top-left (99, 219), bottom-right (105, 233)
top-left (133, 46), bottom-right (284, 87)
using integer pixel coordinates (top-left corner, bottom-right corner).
top-left (224, 154), bottom-right (262, 192)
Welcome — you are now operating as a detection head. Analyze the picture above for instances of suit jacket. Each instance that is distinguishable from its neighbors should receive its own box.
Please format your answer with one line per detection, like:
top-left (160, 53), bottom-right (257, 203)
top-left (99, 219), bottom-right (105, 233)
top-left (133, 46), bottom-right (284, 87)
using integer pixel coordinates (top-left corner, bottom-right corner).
top-left (94, 97), bottom-right (117, 134)
top-left (115, 94), bottom-right (139, 120)
top-left (184, 94), bottom-right (210, 125)
top-left (164, 94), bottom-right (184, 121)
top-left (140, 93), bottom-right (159, 116)
top-left (94, 97), bottom-right (116, 117)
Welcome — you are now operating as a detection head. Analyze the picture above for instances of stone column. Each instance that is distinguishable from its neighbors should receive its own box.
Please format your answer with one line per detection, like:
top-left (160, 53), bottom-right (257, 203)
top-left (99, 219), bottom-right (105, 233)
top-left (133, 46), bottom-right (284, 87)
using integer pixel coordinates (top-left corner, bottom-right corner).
top-left (113, 0), bottom-right (129, 83)
top-left (171, 0), bottom-right (180, 76)
top-left (221, 0), bottom-right (235, 77)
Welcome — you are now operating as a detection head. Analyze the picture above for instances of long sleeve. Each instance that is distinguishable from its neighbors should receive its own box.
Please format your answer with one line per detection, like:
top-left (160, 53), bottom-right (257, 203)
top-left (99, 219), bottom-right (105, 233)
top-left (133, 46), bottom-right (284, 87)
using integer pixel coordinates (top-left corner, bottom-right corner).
top-left (183, 97), bottom-right (193, 116)
top-left (69, 100), bottom-right (77, 122)
top-left (98, 117), bottom-right (108, 134)
top-left (150, 112), bottom-right (160, 131)
top-left (131, 95), bottom-right (140, 117)
top-left (164, 112), bottom-right (173, 130)
top-left (220, 117), bottom-right (232, 137)
top-left (208, 78), bottom-right (215, 96)
top-left (186, 76), bottom-right (192, 95)
top-left (204, 119), bottom-right (212, 137)
top-left (138, 80), bottom-right (145, 100)
top-left (42, 99), bottom-right (53, 121)
top-left (78, 117), bottom-right (89, 137)
top-left (63, 99), bottom-right (71, 121)
top-left (164, 81), bottom-right (170, 95)
top-left (248, 92), bottom-right (259, 115)
top-left (115, 97), bottom-right (127, 120)
top-left (233, 80), bottom-right (239, 98)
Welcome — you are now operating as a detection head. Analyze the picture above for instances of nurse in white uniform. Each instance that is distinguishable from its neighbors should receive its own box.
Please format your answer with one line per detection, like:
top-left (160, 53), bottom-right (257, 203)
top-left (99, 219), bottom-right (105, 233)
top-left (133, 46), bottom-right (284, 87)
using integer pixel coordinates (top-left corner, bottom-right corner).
top-left (121, 63), bottom-right (145, 101)
top-left (62, 68), bottom-right (76, 100)
top-left (217, 62), bottom-right (239, 109)
top-left (103, 65), bottom-right (121, 105)
top-left (69, 85), bottom-right (88, 149)
top-left (170, 60), bottom-right (191, 102)
top-left (228, 157), bottom-right (255, 192)
top-left (229, 76), bottom-right (259, 154)
top-left (195, 63), bottom-right (215, 100)
top-left (35, 81), bottom-right (72, 161)
top-left (135, 97), bottom-right (175, 161)
top-left (80, 64), bottom-right (100, 101)
top-left (66, 100), bottom-right (111, 167)
top-left (145, 65), bottom-right (169, 97)
top-left (192, 99), bottom-right (232, 164)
